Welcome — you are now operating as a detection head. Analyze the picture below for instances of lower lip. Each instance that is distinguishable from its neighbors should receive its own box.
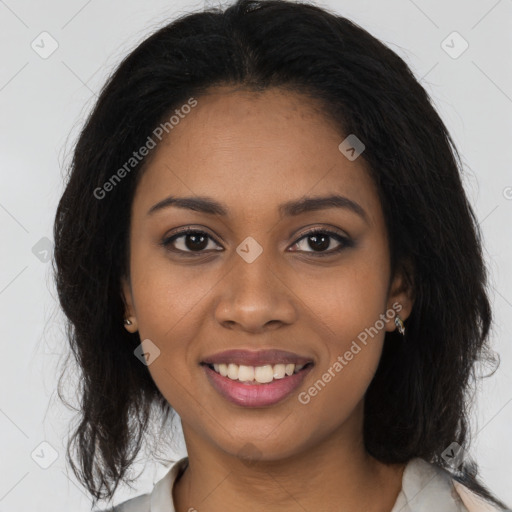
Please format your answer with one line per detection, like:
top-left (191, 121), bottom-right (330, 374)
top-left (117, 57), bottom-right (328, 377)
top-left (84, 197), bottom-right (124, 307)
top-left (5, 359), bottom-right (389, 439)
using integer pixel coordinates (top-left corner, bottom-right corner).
top-left (203, 364), bottom-right (313, 407)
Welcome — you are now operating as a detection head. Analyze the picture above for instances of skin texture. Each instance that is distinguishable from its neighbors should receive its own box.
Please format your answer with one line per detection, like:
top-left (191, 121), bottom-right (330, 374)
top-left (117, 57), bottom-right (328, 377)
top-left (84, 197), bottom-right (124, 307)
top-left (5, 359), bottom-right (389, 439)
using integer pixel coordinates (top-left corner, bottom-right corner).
top-left (121, 86), bottom-right (414, 512)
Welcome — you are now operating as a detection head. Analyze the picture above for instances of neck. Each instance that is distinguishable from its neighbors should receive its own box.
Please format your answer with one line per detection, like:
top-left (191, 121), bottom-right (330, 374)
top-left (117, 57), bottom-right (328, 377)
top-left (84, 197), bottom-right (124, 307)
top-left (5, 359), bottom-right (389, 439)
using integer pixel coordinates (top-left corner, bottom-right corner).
top-left (173, 406), bottom-right (406, 512)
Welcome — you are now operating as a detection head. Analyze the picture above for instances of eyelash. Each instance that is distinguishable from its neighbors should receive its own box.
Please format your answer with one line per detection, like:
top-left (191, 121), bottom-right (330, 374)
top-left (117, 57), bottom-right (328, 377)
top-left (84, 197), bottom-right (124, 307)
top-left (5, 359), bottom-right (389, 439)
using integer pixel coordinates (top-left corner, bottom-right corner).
top-left (160, 227), bottom-right (353, 258)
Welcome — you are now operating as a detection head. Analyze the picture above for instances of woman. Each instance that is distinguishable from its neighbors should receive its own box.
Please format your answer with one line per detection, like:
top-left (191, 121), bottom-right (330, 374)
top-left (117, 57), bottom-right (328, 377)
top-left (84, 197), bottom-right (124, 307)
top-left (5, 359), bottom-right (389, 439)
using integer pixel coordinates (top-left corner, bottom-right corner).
top-left (53, 0), bottom-right (510, 510)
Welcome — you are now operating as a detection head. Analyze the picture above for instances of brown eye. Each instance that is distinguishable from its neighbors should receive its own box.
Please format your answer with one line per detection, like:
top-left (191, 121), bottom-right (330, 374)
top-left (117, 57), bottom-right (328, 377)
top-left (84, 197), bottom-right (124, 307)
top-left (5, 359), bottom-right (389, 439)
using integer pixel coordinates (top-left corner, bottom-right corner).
top-left (161, 227), bottom-right (353, 258)
top-left (289, 229), bottom-right (353, 255)
top-left (162, 228), bottom-right (222, 254)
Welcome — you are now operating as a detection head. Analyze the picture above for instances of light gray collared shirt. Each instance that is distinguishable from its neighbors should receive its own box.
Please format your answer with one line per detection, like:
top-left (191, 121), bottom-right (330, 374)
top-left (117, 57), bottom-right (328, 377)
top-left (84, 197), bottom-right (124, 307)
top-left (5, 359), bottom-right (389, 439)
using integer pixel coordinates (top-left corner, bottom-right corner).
top-left (98, 456), bottom-right (504, 512)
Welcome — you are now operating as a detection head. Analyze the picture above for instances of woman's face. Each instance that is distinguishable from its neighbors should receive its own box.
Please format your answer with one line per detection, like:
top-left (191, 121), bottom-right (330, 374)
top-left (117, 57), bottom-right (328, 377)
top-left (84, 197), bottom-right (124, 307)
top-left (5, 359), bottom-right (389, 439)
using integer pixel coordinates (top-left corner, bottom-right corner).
top-left (122, 86), bottom-right (412, 461)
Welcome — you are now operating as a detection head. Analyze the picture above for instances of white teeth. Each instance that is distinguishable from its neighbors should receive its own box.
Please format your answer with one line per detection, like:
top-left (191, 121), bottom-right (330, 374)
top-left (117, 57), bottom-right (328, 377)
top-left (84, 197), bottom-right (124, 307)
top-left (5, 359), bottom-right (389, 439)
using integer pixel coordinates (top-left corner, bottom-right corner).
top-left (227, 363), bottom-right (238, 380)
top-left (209, 362), bottom-right (308, 383)
top-left (238, 365), bottom-right (255, 382)
top-left (254, 365), bottom-right (274, 383)
top-left (273, 364), bottom-right (286, 379)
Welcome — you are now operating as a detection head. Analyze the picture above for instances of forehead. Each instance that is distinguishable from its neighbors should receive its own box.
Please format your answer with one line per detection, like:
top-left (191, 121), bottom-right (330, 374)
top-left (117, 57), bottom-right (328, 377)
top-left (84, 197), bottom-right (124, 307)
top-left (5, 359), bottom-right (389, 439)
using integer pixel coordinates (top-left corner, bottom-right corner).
top-left (132, 86), bottom-right (380, 224)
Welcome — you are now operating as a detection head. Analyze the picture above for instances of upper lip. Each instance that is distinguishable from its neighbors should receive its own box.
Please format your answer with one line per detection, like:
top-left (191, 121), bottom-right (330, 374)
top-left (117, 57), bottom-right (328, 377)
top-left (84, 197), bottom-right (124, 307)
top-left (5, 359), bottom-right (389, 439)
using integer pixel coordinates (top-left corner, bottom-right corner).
top-left (201, 349), bottom-right (314, 367)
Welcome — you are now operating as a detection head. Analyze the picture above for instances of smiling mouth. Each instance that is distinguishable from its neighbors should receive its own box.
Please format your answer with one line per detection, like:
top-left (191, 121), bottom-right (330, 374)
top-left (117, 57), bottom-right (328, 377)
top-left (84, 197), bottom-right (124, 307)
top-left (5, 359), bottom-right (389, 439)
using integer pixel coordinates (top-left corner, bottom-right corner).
top-left (201, 360), bottom-right (314, 407)
top-left (202, 362), bottom-right (314, 385)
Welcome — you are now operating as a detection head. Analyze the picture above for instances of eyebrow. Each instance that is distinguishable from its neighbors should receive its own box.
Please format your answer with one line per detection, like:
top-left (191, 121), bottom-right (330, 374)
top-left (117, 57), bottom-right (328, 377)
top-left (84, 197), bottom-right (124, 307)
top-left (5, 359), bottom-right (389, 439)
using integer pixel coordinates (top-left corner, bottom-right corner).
top-left (147, 194), bottom-right (369, 223)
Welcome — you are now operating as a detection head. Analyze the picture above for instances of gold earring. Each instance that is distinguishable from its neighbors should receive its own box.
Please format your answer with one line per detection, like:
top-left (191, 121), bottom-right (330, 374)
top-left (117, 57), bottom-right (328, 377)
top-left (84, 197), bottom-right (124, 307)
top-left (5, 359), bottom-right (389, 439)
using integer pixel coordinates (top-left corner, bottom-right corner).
top-left (395, 315), bottom-right (405, 335)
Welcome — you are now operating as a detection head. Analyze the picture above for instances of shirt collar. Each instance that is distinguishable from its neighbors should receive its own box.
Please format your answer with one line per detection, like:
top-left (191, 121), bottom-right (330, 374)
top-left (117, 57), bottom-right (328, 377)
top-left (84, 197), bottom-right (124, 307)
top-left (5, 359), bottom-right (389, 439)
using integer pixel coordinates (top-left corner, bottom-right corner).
top-left (147, 456), bottom-right (472, 512)
top-left (390, 457), bottom-right (467, 512)
top-left (150, 457), bottom-right (189, 512)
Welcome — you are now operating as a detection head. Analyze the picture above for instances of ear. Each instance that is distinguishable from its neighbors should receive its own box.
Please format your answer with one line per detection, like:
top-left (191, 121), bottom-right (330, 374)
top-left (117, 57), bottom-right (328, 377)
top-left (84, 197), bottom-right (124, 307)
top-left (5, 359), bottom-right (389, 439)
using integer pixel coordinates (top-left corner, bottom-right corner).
top-left (384, 259), bottom-right (415, 333)
top-left (121, 275), bottom-right (138, 333)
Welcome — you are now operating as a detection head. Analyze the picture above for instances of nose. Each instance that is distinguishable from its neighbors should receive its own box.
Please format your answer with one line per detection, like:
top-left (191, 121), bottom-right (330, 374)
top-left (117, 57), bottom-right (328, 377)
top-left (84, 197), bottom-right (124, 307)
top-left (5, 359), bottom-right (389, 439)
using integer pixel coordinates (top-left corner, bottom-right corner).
top-left (213, 247), bottom-right (298, 333)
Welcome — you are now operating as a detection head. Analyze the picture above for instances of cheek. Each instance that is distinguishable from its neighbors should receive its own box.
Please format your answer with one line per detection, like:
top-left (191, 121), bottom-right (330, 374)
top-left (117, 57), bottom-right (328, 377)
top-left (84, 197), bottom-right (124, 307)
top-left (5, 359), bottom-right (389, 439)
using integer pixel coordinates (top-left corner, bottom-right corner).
top-left (297, 285), bottom-right (387, 428)
top-left (127, 252), bottom-right (216, 404)
top-left (130, 250), bottom-right (216, 340)
top-left (295, 256), bottom-right (390, 344)
top-left (293, 258), bottom-right (389, 406)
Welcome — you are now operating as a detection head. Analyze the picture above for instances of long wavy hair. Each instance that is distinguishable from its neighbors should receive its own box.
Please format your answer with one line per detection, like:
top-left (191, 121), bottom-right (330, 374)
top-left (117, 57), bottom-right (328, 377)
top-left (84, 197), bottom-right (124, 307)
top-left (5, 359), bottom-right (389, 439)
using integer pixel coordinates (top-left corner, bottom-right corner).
top-left (53, 0), bottom-right (508, 509)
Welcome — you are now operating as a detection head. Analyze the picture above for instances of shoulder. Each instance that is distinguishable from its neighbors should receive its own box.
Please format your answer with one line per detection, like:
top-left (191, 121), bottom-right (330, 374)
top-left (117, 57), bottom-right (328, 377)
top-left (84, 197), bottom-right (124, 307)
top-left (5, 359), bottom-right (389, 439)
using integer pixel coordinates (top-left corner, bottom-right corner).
top-left (452, 479), bottom-right (510, 512)
top-left (94, 456), bottom-right (189, 512)
top-left (393, 458), bottom-right (506, 512)
top-left (95, 493), bottom-right (151, 512)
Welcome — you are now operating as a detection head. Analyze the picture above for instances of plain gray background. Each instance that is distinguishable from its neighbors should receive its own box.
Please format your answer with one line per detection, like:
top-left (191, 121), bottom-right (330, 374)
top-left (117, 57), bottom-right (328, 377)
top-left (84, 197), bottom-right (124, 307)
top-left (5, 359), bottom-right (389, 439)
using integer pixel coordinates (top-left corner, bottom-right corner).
top-left (0, 0), bottom-right (511, 510)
